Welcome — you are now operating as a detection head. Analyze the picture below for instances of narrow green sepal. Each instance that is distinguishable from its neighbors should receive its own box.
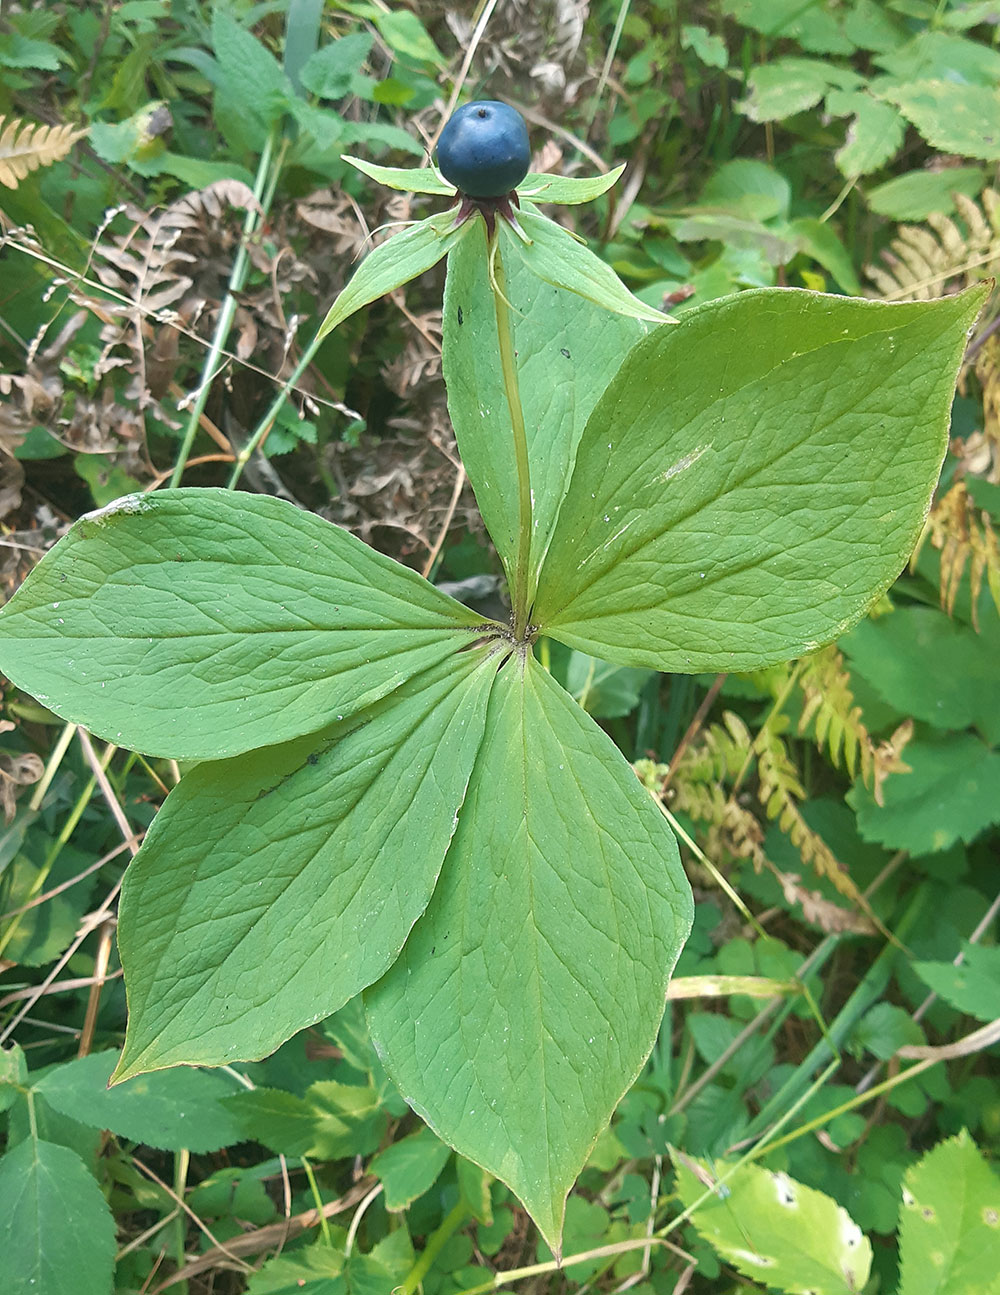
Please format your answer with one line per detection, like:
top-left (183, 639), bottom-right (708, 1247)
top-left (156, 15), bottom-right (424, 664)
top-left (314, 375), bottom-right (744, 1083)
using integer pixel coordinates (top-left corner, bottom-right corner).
top-left (518, 164), bottom-right (626, 205)
top-left (316, 210), bottom-right (470, 341)
top-left (343, 154), bottom-right (454, 195)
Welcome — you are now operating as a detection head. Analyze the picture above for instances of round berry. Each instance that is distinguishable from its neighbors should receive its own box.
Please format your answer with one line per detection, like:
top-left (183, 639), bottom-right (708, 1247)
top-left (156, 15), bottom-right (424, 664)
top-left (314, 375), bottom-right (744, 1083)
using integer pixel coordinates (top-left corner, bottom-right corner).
top-left (437, 101), bottom-right (530, 198)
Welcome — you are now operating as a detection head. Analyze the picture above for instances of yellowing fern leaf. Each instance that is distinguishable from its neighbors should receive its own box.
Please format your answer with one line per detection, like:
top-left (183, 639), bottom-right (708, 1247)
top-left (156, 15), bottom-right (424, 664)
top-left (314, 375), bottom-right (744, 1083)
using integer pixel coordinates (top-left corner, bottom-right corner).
top-left (912, 480), bottom-right (1000, 625)
top-left (0, 116), bottom-right (87, 190)
top-left (865, 188), bottom-right (1000, 301)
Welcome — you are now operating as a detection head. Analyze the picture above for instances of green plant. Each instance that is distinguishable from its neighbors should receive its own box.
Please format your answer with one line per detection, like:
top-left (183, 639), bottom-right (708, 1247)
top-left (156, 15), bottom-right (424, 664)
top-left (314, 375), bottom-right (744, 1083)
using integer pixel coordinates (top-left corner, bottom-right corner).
top-left (0, 91), bottom-right (987, 1264)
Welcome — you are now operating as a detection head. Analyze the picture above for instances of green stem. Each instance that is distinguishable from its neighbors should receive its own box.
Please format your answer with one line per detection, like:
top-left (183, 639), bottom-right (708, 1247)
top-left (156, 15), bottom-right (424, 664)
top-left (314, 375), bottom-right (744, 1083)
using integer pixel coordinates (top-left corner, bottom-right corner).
top-left (397, 1202), bottom-right (468, 1295)
top-left (226, 333), bottom-right (322, 489)
top-left (172, 1147), bottom-right (190, 1295)
top-left (490, 242), bottom-right (533, 639)
top-left (170, 128), bottom-right (284, 488)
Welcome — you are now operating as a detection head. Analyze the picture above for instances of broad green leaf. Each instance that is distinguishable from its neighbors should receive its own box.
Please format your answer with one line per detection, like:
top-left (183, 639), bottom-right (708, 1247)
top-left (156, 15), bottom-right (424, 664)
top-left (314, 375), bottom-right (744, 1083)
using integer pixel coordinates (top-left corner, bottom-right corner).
top-left (35, 1049), bottom-right (244, 1151)
top-left (506, 209), bottom-right (672, 325)
top-left (344, 155), bottom-right (449, 195)
top-left (673, 1151), bottom-right (872, 1294)
top-left (518, 166), bottom-right (625, 205)
top-left (533, 285), bottom-right (987, 672)
top-left (866, 166), bottom-right (985, 220)
top-left (849, 1003), bottom-right (925, 1060)
top-left (562, 648), bottom-right (655, 719)
top-left (316, 210), bottom-right (470, 340)
top-left (113, 649), bottom-right (498, 1080)
top-left (308, 1079), bottom-right (387, 1159)
top-left (0, 488), bottom-right (486, 760)
top-left (211, 8), bottom-right (293, 131)
top-left (700, 159), bottom-right (790, 222)
top-left (874, 31), bottom-right (1000, 86)
top-left (0, 1138), bottom-right (117, 1295)
top-left (366, 654), bottom-right (692, 1251)
top-left (876, 80), bottom-right (1000, 161)
top-left (681, 24), bottom-right (729, 69)
top-left (0, 1042), bottom-right (27, 1114)
top-left (299, 33), bottom-right (374, 99)
top-left (442, 222), bottom-right (646, 596)
top-left (912, 943), bottom-right (1000, 1024)
top-left (842, 605), bottom-right (1000, 743)
top-left (786, 217), bottom-right (863, 295)
top-left (898, 1130), bottom-right (1000, 1295)
top-left (247, 1245), bottom-right (346, 1295)
top-left (369, 1125), bottom-right (452, 1209)
top-left (224, 1087), bottom-right (318, 1156)
top-left (848, 735), bottom-right (1000, 854)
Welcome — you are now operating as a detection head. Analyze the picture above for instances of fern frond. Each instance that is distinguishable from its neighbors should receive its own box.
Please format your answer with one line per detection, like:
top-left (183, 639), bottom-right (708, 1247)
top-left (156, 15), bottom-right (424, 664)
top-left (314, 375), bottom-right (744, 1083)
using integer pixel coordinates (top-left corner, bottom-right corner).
top-left (864, 186), bottom-right (1000, 301)
top-left (797, 644), bottom-right (875, 785)
top-left (674, 710), bottom-right (753, 784)
top-left (0, 116), bottom-right (86, 190)
top-left (911, 480), bottom-right (1000, 625)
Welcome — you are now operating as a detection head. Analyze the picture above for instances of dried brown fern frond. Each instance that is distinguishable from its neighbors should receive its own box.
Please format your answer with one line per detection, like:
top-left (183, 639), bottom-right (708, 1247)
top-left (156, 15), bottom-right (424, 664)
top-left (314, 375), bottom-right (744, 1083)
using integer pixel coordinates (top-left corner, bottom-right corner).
top-left (0, 116), bottom-right (86, 189)
top-left (911, 480), bottom-right (1000, 625)
top-left (972, 333), bottom-right (1000, 481)
top-left (865, 188), bottom-right (1000, 301)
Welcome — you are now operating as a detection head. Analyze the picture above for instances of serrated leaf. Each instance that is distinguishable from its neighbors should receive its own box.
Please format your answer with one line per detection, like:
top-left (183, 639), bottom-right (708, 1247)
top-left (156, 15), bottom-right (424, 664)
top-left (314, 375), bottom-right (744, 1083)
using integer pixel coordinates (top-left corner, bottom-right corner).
top-left (0, 488), bottom-right (485, 760)
top-left (0, 1138), bottom-right (117, 1295)
top-left (300, 33), bottom-right (374, 99)
top-left (532, 285), bottom-right (987, 672)
top-left (34, 1050), bottom-right (244, 1151)
top-left (366, 655), bottom-right (692, 1251)
top-left (898, 1130), bottom-right (1000, 1295)
top-left (316, 210), bottom-right (468, 339)
top-left (876, 80), bottom-right (1000, 161)
top-left (673, 1151), bottom-right (872, 1294)
top-left (0, 1042), bottom-right (27, 1114)
top-left (830, 94), bottom-right (905, 177)
top-left (443, 221), bottom-right (646, 599)
top-left (246, 1245), bottom-right (346, 1294)
top-left (369, 1125), bottom-right (452, 1209)
top-left (506, 208), bottom-right (672, 325)
top-left (223, 1087), bottom-right (318, 1156)
top-left (738, 58), bottom-right (861, 123)
top-left (113, 650), bottom-right (498, 1080)
top-left (912, 944), bottom-right (1000, 1023)
top-left (842, 606), bottom-right (1000, 743)
top-left (848, 735), bottom-right (1000, 854)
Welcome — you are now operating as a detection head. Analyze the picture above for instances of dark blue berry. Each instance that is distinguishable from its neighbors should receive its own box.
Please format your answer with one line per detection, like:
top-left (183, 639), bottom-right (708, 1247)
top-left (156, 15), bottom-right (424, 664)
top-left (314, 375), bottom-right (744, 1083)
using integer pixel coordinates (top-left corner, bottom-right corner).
top-left (437, 101), bottom-right (530, 199)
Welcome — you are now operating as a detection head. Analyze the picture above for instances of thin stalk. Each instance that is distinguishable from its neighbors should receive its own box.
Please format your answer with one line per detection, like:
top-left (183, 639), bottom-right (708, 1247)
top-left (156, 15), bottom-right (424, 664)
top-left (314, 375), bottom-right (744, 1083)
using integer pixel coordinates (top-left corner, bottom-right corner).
top-left (170, 128), bottom-right (282, 487)
top-left (490, 242), bottom-right (533, 639)
top-left (172, 1148), bottom-right (190, 1295)
top-left (397, 1203), bottom-right (468, 1295)
top-left (226, 335), bottom-right (321, 489)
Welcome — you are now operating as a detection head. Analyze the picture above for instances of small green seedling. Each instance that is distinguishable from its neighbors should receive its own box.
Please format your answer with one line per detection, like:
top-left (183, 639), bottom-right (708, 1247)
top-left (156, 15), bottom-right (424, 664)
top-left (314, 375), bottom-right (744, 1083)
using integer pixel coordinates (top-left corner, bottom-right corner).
top-left (0, 102), bottom-right (985, 1250)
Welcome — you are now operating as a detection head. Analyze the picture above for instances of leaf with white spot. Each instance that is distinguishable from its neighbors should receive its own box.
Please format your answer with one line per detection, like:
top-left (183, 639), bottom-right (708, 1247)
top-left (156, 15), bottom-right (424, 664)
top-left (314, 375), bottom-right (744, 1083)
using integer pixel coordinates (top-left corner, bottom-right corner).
top-left (672, 1150), bottom-right (872, 1294)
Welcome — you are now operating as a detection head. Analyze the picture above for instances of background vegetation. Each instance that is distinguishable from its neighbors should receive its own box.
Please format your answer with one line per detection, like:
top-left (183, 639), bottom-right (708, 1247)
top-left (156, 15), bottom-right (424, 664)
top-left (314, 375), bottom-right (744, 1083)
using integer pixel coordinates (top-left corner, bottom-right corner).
top-left (1, 1), bottom-right (999, 1292)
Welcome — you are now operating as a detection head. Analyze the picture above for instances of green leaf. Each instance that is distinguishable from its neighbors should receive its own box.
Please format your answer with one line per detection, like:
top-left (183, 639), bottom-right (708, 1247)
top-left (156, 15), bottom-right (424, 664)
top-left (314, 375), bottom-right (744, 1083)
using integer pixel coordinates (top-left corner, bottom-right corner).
top-left (532, 285), bottom-right (988, 672)
top-left (507, 209), bottom-right (672, 325)
top-left (0, 1042), bottom-right (27, 1114)
top-left (673, 1151), bottom-right (872, 1294)
top-left (211, 8), bottom-right (292, 131)
top-left (898, 1130), bottom-right (1000, 1295)
top-left (369, 1125), bottom-right (452, 1209)
top-left (442, 221), bottom-right (646, 598)
top-left (875, 31), bottom-right (1000, 86)
top-left (850, 1003), bottom-right (925, 1060)
top-left (0, 1138), bottom-right (117, 1295)
top-left (366, 655), bottom-right (692, 1251)
top-left (247, 1245), bottom-right (346, 1294)
top-left (842, 605), bottom-right (1000, 743)
top-left (876, 80), bottom-right (1000, 161)
top-left (113, 649), bottom-right (498, 1080)
top-left (308, 1079), bottom-right (387, 1159)
top-left (370, 7), bottom-right (444, 67)
top-left (865, 166), bottom-right (985, 220)
top-left (224, 1088), bottom-right (318, 1156)
top-left (699, 159), bottom-right (790, 222)
top-left (681, 24), bottom-right (728, 69)
top-left (316, 210), bottom-right (468, 340)
top-left (517, 166), bottom-right (626, 205)
top-left (912, 943), bottom-right (1000, 1023)
top-left (562, 648), bottom-right (655, 719)
top-left (344, 155), bottom-right (449, 195)
top-left (828, 92), bottom-right (905, 177)
top-left (738, 58), bottom-right (861, 123)
top-left (35, 1050), bottom-right (245, 1151)
top-left (786, 218), bottom-right (863, 295)
top-left (0, 487), bottom-right (484, 760)
top-left (299, 33), bottom-right (374, 99)
top-left (848, 734), bottom-right (1000, 854)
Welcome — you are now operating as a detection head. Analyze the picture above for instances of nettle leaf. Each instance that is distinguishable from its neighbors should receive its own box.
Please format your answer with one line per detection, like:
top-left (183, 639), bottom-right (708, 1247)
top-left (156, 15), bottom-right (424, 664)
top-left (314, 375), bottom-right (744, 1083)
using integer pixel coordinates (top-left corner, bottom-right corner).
top-left (898, 1130), bottom-right (1000, 1295)
top-left (366, 654), bottom-right (692, 1251)
top-left (316, 210), bottom-right (470, 339)
top-left (507, 208), bottom-right (670, 325)
top-left (532, 285), bottom-right (987, 672)
top-left (0, 1138), bottom-right (117, 1295)
top-left (0, 488), bottom-right (485, 760)
top-left (443, 223), bottom-right (646, 598)
top-left (113, 650), bottom-right (498, 1080)
top-left (673, 1151), bottom-right (872, 1294)
top-left (35, 1049), bottom-right (244, 1152)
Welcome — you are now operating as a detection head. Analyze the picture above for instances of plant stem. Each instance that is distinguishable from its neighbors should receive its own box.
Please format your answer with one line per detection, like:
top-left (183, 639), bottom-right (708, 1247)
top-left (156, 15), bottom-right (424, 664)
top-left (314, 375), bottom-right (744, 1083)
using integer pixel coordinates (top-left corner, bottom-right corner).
top-left (490, 241), bottom-right (533, 639)
top-left (397, 1202), bottom-right (468, 1295)
top-left (169, 128), bottom-right (284, 488)
top-left (172, 1147), bottom-right (190, 1295)
top-left (225, 334), bottom-right (322, 489)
